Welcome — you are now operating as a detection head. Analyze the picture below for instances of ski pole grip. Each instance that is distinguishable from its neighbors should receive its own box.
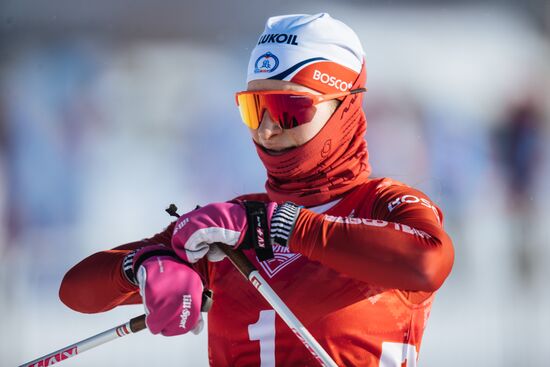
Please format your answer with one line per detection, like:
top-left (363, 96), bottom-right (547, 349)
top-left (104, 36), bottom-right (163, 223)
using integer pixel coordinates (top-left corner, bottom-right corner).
top-left (217, 244), bottom-right (255, 278)
top-left (129, 314), bottom-right (147, 333)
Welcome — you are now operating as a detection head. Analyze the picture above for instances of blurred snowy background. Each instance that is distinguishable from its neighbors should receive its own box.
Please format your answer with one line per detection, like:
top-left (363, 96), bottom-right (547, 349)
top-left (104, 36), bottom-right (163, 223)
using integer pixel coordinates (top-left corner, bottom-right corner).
top-left (1, 0), bottom-right (549, 366)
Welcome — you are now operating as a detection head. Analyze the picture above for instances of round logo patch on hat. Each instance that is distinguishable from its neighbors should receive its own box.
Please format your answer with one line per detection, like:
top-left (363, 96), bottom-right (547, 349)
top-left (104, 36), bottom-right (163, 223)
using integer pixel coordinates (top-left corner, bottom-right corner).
top-left (254, 52), bottom-right (279, 73)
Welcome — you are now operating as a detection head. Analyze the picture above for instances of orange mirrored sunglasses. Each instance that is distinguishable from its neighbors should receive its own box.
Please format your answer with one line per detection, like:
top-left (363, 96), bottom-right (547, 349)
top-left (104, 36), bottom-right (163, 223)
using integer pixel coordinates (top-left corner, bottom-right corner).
top-left (235, 88), bottom-right (366, 129)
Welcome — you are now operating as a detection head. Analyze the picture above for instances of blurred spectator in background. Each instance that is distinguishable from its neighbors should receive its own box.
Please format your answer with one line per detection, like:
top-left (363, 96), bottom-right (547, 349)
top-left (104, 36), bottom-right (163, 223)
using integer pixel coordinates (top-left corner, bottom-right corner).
top-left (492, 91), bottom-right (545, 284)
top-left (2, 44), bottom-right (97, 245)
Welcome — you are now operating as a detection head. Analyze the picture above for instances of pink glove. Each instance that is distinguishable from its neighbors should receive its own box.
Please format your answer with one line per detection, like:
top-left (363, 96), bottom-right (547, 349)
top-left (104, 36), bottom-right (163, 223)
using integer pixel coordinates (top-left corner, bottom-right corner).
top-left (130, 245), bottom-right (205, 336)
top-left (171, 201), bottom-right (278, 263)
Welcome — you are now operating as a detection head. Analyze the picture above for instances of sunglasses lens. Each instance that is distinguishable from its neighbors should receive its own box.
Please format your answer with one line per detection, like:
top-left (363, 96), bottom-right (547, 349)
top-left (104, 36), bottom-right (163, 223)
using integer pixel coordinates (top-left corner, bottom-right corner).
top-left (237, 94), bottom-right (261, 129)
top-left (236, 92), bottom-right (318, 130)
top-left (263, 94), bottom-right (316, 129)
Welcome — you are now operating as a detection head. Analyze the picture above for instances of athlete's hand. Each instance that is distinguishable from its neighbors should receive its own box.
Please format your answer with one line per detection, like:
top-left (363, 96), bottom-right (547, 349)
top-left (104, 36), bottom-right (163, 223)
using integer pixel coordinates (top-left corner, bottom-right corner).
top-left (170, 201), bottom-right (280, 263)
top-left (128, 245), bottom-right (205, 336)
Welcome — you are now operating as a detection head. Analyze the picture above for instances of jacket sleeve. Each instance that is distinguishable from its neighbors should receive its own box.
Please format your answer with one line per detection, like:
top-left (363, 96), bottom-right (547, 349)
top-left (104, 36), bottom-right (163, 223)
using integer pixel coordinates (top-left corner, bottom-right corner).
top-left (288, 183), bottom-right (454, 292)
top-left (59, 222), bottom-right (179, 313)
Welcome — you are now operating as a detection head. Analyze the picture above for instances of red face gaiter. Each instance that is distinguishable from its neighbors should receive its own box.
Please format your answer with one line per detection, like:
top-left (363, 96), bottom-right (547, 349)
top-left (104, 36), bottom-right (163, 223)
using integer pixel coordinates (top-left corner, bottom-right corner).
top-left (255, 64), bottom-right (371, 207)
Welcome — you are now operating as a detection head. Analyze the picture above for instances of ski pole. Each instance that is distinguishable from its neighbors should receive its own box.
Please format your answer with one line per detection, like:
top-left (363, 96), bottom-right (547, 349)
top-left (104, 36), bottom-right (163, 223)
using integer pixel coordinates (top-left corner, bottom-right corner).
top-left (18, 314), bottom-right (146, 367)
top-left (18, 246), bottom-right (337, 367)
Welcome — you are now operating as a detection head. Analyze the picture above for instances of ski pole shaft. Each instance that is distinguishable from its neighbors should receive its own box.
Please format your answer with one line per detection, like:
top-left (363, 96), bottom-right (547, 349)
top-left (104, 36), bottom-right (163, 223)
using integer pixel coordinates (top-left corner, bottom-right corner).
top-left (18, 315), bottom-right (146, 367)
top-left (218, 245), bottom-right (338, 367)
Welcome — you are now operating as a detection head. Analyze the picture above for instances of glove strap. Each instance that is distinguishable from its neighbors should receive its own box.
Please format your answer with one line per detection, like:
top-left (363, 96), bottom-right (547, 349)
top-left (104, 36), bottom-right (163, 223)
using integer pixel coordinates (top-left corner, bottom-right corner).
top-left (243, 201), bottom-right (274, 262)
top-left (123, 247), bottom-right (178, 285)
top-left (133, 248), bottom-right (178, 275)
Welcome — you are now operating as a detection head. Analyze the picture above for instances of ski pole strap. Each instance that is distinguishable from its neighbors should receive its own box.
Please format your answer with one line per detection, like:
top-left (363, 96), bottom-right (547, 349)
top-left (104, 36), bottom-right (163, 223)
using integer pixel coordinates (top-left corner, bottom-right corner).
top-left (243, 201), bottom-right (274, 261)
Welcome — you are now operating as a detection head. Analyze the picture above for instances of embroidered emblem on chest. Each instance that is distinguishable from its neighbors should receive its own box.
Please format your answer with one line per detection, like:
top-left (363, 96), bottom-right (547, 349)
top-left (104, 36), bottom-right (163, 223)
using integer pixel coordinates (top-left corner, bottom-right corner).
top-left (257, 245), bottom-right (302, 279)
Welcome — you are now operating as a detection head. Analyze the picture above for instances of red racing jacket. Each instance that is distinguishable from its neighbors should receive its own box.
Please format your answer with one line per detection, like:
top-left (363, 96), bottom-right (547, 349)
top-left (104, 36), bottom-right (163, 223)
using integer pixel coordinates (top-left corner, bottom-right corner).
top-left (60, 177), bottom-right (454, 366)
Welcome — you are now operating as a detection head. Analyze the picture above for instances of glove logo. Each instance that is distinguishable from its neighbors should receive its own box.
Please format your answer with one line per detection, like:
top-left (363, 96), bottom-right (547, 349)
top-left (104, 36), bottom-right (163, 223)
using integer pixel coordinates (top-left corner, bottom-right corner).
top-left (256, 216), bottom-right (266, 248)
top-left (179, 294), bottom-right (193, 329)
top-left (254, 52), bottom-right (279, 74)
top-left (174, 217), bottom-right (189, 236)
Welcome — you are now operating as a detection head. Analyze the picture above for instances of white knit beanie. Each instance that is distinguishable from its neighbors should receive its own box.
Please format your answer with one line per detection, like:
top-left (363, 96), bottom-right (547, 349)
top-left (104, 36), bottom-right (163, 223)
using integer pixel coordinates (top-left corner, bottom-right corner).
top-left (247, 13), bottom-right (365, 93)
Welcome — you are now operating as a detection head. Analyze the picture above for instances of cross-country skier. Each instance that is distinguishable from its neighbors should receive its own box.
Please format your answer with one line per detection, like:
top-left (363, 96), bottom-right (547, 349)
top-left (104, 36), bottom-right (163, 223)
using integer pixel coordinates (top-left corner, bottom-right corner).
top-left (60, 13), bottom-right (454, 366)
